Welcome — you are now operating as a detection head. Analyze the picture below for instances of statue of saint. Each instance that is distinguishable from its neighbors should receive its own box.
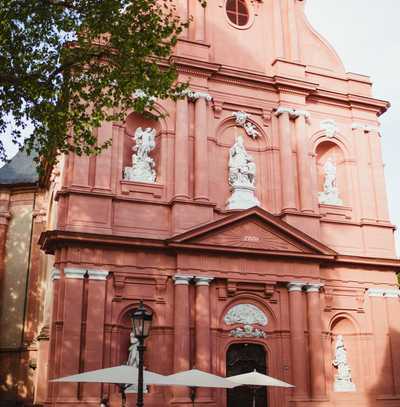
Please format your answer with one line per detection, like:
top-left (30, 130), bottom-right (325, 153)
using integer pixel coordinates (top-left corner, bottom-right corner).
top-left (124, 127), bottom-right (157, 183)
top-left (318, 157), bottom-right (343, 205)
top-left (332, 335), bottom-right (356, 392)
top-left (228, 135), bottom-right (256, 187)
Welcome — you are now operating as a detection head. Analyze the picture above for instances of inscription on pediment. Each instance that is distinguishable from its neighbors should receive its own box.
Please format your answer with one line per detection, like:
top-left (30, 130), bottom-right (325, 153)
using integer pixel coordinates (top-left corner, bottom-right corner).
top-left (192, 221), bottom-right (306, 253)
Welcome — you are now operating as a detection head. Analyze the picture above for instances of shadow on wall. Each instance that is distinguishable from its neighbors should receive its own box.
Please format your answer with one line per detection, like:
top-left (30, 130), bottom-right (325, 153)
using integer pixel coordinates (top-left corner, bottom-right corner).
top-left (368, 328), bottom-right (400, 407)
top-left (0, 204), bottom-right (36, 406)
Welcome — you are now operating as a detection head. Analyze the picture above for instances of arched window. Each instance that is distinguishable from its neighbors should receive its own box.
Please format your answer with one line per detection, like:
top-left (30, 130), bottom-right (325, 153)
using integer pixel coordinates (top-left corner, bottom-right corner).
top-left (226, 0), bottom-right (249, 27)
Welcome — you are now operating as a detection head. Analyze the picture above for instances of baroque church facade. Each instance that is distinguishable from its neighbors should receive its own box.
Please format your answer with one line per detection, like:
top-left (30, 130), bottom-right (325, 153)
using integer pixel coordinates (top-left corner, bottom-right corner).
top-left (1, 1), bottom-right (400, 406)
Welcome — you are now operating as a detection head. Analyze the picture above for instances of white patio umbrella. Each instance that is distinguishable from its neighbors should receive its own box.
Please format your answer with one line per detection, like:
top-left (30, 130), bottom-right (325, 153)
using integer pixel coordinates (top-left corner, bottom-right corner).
top-left (160, 369), bottom-right (239, 389)
top-left (127, 369), bottom-right (239, 407)
top-left (227, 370), bottom-right (294, 407)
top-left (52, 365), bottom-right (167, 385)
top-left (52, 365), bottom-right (169, 407)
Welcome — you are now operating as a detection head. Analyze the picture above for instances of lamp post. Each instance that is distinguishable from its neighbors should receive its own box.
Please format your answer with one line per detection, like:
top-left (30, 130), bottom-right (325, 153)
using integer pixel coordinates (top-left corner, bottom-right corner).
top-left (130, 300), bottom-right (153, 407)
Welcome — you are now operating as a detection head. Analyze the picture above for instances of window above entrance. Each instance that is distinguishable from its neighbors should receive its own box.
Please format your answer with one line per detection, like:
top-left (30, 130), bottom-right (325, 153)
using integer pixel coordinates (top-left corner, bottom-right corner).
top-left (226, 0), bottom-right (250, 28)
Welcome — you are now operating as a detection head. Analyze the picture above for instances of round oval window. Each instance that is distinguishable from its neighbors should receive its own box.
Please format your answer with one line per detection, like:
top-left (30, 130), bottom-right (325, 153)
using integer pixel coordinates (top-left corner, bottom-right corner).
top-left (226, 0), bottom-right (249, 27)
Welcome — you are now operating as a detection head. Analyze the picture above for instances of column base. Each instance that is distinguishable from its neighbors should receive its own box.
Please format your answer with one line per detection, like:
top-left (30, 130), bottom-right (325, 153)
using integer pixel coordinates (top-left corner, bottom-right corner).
top-left (170, 396), bottom-right (194, 407)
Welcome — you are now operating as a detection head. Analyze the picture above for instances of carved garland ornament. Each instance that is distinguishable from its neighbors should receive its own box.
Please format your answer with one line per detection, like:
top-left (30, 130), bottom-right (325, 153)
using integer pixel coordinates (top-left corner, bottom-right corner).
top-left (224, 304), bottom-right (268, 338)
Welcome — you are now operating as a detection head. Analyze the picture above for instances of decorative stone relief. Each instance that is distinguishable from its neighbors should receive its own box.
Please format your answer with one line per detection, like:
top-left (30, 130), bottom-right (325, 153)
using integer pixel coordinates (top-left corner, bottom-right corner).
top-left (332, 335), bottom-right (356, 392)
top-left (318, 157), bottom-right (343, 206)
top-left (232, 111), bottom-right (259, 140)
top-left (225, 304), bottom-right (268, 339)
top-left (226, 135), bottom-right (260, 210)
top-left (320, 119), bottom-right (338, 138)
top-left (124, 127), bottom-right (157, 183)
top-left (229, 325), bottom-right (266, 338)
top-left (224, 304), bottom-right (268, 326)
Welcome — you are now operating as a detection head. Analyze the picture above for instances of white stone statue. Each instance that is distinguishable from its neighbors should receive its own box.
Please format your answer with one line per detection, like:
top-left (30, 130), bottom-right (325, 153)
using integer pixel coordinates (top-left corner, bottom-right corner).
top-left (332, 335), bottom-right (356, 392)
top-left (318, 157), bottom-right (343, 206)
top-left (126, 331), bottom-right (148, 393)
top-left (124, 127), bottom-right (157, 183)
top-left (127, 332), bottom-right (139, 367)
top-left (226, 136), bottom-right (260, 210)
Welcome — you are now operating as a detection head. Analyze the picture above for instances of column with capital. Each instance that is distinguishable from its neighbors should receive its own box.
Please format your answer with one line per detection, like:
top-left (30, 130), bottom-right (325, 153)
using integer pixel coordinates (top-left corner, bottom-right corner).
top-left (82, 270), bottom-right (109, 400)
top-left (194, 276), bottom-right (214, 403)
top-left (57, 268), bottom-right (86, 401)
top-left (287, 282), bottom-right (307, 399)
top-left (174, 98), bottom-right (190, 200)
top-left (194, 94), bottom-right (211, 202)
top-left (293, 110), bottom-right (313, 213)
top-left (276, 108), bottom-right (297, 211)
top-left (172, 275), bottom-right (193, 404)
top-left (306, 283), bottom-right (326, 399)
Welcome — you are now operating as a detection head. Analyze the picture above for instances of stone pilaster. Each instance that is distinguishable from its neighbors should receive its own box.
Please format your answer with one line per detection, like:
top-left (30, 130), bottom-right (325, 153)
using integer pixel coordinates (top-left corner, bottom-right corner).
top-left (293, 110), bottom-right (313, 213)
top-left (305, 283), bottom-right (325, 399)
top-left (287, 282), bottom-right (307, 399)
top-left (172, 275), bottom-right (192, 405)
top-left (174, 98), bottom-right (190, 199)
top-left (194, 276), bottom-right (214, 403)
top-left (276, 107), bottom-right (296, 211)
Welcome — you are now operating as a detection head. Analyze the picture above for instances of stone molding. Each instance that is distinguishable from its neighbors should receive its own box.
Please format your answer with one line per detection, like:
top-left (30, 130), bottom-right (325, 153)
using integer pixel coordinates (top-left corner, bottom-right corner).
top-left (275, 106), bottom-right (310, 121)
top-left (351, 123), bottom-right (380, 133)
top-left (182, 89), bottom-right (212, 102)
top-left (87, 270), bottom-right (109, 281)
top-left (64, 268), bottom-right (86, 279)
top-left (367, 288), bottom-right (400, 297)
top-left (305, 283), bottom-right (324, 293)
top-left (50, 268), bottom-right (61, 280)
top-left (173, 275), bottom-right (193, 285)
top-left (287, 282), bottom-right (307, 292)
top-left (194, 276), bottom-right (214, 286)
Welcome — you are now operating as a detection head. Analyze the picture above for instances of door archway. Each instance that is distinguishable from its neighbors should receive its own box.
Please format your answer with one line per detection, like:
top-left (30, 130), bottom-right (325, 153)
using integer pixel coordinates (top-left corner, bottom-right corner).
top-left (226, 343), bottom-right (268, 407)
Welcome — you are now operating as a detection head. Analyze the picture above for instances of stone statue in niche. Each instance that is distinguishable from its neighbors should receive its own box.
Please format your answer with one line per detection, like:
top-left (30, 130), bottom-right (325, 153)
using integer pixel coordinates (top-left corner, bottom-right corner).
top-left (126, 331), bottom-right (148, 393)
top-left (226, 135), bottom-right (260, 210)
top-left (318, 157), bottom-right (343, 206)
top-left (332, 335), bottom-right (356, 392)
top-left (127, 331), bottom-right (139, 367)
top-left (124, 127), bottom-right (156, 183)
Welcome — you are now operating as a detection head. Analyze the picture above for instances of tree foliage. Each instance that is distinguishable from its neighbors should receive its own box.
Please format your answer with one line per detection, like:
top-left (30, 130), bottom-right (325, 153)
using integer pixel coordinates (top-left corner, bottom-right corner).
top-left (0, 0), bottom-right (203, 166)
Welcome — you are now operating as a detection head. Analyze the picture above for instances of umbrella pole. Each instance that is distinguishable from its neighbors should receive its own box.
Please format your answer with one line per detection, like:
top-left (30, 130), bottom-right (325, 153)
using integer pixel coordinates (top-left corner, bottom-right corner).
top-left (252, 387), bottom-right (256, 407)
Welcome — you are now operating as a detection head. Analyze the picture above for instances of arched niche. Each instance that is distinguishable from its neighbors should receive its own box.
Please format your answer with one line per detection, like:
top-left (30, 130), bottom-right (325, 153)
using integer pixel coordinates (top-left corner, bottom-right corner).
top-left (123, 112), bottom-right (162, 183)
top-left (117, 303), bottom-right (159, 368)
top-left (315, 140), bottom-right (348, 206)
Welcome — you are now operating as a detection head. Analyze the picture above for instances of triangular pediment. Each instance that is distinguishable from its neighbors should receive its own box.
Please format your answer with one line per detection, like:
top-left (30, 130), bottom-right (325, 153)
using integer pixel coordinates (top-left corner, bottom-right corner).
top-left (169, 207), bottom-right (336, 258)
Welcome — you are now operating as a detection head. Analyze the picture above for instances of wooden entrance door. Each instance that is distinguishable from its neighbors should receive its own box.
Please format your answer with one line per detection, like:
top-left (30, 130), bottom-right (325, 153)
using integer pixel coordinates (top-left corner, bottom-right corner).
top-left (226, 343), bottom-right (268, 407)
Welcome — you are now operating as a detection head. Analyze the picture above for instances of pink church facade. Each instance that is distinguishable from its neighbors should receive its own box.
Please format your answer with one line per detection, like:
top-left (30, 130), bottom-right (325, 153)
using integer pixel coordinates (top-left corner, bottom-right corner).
top-left (2, 1), bottom-right (400, 406)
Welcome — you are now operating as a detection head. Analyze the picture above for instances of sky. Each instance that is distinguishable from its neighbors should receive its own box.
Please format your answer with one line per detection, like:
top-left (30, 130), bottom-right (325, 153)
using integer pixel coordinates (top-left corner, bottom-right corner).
top-left (306, 0), bottom-right (400, 254)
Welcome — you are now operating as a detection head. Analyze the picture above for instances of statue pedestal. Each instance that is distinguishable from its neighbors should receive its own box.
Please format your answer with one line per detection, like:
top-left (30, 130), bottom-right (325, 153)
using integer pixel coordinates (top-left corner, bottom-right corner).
top-left (226, 185), bottom-right (260, 210)
top-left (318, 191), bottom-right (343, 206)
top-left (334, 380), bottom-right (356, 392)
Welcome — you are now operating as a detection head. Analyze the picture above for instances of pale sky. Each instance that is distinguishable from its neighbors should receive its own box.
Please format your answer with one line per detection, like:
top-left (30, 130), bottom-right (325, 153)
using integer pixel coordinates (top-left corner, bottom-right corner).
top-left (306, 0), bottom-right (400, 255)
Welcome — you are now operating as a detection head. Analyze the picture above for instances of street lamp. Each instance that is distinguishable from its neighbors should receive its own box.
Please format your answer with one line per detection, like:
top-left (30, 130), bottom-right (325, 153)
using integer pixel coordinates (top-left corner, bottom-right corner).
top-left (130, 300), bottom-right (153, 407)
